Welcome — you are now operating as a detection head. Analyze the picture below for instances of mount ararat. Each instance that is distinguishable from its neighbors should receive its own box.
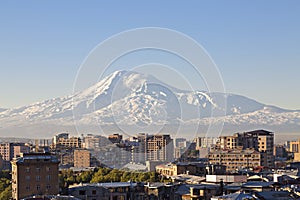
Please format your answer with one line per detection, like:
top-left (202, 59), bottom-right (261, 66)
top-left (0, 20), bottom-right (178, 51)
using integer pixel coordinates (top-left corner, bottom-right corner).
top-left (0, 70), bottom-right (299, 138)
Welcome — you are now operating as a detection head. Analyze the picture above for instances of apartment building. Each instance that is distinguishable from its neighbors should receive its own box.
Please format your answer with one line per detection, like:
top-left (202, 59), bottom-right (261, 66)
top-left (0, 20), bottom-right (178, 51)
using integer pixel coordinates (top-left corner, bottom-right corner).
top-left (83, 134), bottom-right (109, 149)
top-left (11, 152), bottom-right (59, 200)
top-left (0, 143), bottom-right (30, 161)
top-left (52, 133), bottom-right (82, 148)
top-left (288, 139), bottom-right (300, 161)
top-left (74, 149), bottom-right (91, 168)
top-left (195, 137), bottom-right (218, 149)
top-left (146, 134), bottom-right (174, 162)
top-left (208, 148), bottom-right (261, 172)
top-left (214, 130), bottom-right (274, 168)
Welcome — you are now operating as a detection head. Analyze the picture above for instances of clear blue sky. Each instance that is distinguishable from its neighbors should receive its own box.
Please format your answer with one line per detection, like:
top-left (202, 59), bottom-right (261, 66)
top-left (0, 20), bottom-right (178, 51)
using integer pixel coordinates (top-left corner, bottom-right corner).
top-left (0, 1), bottom-right (299, 109)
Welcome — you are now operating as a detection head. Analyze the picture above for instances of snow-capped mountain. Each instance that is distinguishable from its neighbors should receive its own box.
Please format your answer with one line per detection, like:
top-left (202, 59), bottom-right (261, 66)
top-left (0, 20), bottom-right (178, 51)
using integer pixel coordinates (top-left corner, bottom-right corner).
top-left (0, 70), bottom-right (299, 138)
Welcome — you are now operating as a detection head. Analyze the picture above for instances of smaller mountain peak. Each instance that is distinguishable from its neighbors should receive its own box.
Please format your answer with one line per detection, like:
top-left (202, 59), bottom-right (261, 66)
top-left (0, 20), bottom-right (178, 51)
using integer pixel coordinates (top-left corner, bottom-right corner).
top-left (110, 70), bottom-right (128, 77)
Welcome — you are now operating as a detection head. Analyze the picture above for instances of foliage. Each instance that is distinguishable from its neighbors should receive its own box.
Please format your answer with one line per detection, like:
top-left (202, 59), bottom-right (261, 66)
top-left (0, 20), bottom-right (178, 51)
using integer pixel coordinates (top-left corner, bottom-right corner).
top-left (60, 167), bottom-right (160, 191)
top-left (90, 168), bottom-right (158, 183)
top-left (0, 170), bottom-right (11, 199)
top-left (0, 185), bottom-right (11, 200)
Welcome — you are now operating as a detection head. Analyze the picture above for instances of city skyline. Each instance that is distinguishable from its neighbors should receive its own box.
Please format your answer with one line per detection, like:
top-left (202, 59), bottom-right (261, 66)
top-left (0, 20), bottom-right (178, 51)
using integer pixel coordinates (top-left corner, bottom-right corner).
top-left (0, 1), bottom-right (300, 109)
top-left (1, 2), bottom-right (300, 200)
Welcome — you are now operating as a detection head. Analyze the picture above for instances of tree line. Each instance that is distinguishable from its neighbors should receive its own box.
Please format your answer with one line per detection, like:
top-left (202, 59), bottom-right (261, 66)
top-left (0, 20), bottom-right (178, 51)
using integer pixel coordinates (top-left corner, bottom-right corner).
top-left (59, 167), bottom-right (160, 194)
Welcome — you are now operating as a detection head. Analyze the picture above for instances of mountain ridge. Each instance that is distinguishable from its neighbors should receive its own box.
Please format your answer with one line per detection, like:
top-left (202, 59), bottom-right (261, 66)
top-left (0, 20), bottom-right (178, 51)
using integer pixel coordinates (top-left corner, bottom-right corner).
top-left (0, 70), bottom-right (299, 138)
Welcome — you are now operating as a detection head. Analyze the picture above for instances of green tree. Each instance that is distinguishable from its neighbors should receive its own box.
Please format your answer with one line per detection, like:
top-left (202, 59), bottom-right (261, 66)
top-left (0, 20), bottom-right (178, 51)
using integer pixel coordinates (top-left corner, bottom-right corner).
top-left (0, 185), bottom-right (11, 200)
top-left (76, 171), bottom-right (93, 183)
top-left (120, 171), bottom-right (131, 182)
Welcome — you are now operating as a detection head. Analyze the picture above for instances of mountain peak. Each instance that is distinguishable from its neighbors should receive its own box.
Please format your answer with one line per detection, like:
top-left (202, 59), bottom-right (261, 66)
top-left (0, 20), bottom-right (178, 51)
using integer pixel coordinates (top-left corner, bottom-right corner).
top-left (0, 70), bottom-right (300, 137)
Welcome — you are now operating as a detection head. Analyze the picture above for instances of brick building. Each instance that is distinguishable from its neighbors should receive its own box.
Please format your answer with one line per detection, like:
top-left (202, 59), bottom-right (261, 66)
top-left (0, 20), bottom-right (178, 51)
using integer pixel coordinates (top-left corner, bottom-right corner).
top-left (11, 152), bottom-right (59, 200)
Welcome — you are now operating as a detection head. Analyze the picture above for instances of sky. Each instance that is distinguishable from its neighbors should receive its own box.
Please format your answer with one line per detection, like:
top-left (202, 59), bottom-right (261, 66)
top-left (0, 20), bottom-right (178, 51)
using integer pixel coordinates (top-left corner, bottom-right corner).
top-left (0, 1), bottom-right (299, 110)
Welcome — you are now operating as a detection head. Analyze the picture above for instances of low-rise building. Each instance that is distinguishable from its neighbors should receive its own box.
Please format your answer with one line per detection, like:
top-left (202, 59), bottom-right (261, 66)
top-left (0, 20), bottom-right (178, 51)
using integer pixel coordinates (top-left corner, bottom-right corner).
top-left (69, 185), bottom-right (110, 200)
top-left (208, 148), bottom-right (261, 172)
top-left (144, 182), bottom-right (176, 200)
top-left (206, 174), bottom-right (247, 184)
top-left (156, 162), bottom-right (206, 177)
top-left (181, 184), bottom-right (221, 200)
top-left (52, 133), bottom-right (82, 148)
top-left (69, 182), bottom-right (145, 200)
top-left (241, 181), bottom-right (275, 193)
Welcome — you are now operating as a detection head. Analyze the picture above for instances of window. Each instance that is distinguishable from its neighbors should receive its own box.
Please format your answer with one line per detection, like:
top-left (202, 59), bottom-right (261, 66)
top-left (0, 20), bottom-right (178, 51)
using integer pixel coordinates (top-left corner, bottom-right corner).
top-left (79, 190), bottom-right (86, 195)
top-left (46, 175), bottom-right (51, 181)
top-left (36, 176), bottom-right (41, 181)
top-left (36, 185), bottom-right (40, 191)
top-left (25, 167), bottom-right (30, 173)
top-left (26, 186), bottom-right (30, 191)
top-left (36, 168), bottom-right (40, 173)
top-left (92, 190), bottom-right (97, 195)
top-left (46, 167), bottom-right (50, 172)
top-left (46, 185), bottom-right (51, 190)
top-left (25, 176), bottom-right (30, 181)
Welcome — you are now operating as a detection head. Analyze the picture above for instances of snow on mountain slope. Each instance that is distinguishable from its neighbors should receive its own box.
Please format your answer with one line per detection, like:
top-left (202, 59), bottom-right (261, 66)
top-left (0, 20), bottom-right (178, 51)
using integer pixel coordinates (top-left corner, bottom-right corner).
top-left (0, 70), bottom-right (299, 137)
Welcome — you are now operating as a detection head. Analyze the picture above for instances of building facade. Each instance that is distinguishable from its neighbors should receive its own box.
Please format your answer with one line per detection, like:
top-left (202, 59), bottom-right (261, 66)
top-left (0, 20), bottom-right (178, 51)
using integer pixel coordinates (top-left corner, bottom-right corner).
top-left (0, 143), bottom-right (30, 161)
top-left (52, 133), bottom-right (82, 148)
top-left (289, 139), bottom-right (300, 161)
top-left (0, 143), bottom-right (30, 169)
top-left (208, 148), bottom-right (261, 172)
top-left (74, 149), bottom-right (91, 168)
top-left (83, 134), bottom-right (108, 149)
top-left (131, 134), bottom-right (174, 164)
top-left (11, 152), bottom-right (59, 200)
top-left (214, 130), bottom-right (274, 168)
top-left (156, 162), bottom-right (206, 177)
top-left (195, 137), bottom-right (218, 149)
top-left (146, 134), bottom-right (174, 162)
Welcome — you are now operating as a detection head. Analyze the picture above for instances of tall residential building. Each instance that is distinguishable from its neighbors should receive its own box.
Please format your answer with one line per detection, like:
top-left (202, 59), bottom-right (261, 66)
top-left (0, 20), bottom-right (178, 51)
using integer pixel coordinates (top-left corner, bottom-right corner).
top-left (288, 139), bottom-right (300, 161)
top-left (217, 136), bottom-right (239, 150)
top-left (131, 133), bottom-right (148, 164)
top-left (74, 149), bottom-right (91, 168)
top-left (195, 137), bottom-right (218, 149)
top-left (0, 143), bottom-right (30, 161)
top-left (215, 130), bottom-right (275, 168)
top-left (131, 134), bottom-right (174, 163)
top-left (256, 130), bottom-right (275, 168)
top-left (53, 133), bottom-right (69, 145)
top-left (0, 143), bottom-right (30, 169)
top-left (174, 138), bottom-right (189, 159)
top-left (11, 152), bottom-right (59, 200)
top-left (274, 145), bottom-right (288, 158)
top-left (83, 134), bottom-right (109, 149)
top-left (237, 130), bottom-right (274, 168)
top-left (289, 139), bottom-right (300, 153)
top-left (146, 134), bottom-right (174, 162)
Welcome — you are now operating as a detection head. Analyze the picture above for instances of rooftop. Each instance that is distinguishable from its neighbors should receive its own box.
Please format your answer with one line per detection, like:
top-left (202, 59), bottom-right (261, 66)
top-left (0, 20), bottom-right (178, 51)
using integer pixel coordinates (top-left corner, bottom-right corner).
top-left (70, 182), bottom-right (138, 189)
top-left (244, 129), bottom-right (273, 136)
top-left (12, 152), bottom-right (59, 163)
